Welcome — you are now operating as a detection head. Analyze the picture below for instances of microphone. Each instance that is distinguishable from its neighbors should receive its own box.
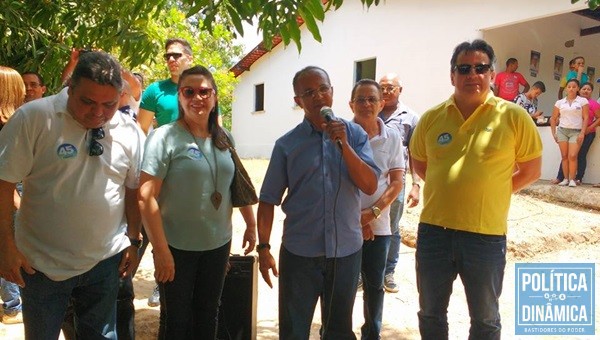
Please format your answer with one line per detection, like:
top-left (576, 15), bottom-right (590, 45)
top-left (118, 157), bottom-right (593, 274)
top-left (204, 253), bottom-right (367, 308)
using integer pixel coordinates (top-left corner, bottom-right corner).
top-left (320, 106), bottom-right (335, 122)
top-left (320, 106), bottom-right (342, 149)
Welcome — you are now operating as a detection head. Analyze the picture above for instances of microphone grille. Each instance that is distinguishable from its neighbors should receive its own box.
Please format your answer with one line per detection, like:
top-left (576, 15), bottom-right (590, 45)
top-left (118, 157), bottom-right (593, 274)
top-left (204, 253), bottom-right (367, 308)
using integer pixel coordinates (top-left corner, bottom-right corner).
top-left (320, 106), bottom-right (333, 118)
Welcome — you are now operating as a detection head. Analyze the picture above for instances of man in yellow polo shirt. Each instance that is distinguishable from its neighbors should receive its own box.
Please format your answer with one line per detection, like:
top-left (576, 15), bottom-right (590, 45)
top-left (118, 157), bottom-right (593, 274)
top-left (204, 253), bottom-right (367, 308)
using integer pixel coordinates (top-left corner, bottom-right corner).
top-left (409, 39), bottom-right (542, 340)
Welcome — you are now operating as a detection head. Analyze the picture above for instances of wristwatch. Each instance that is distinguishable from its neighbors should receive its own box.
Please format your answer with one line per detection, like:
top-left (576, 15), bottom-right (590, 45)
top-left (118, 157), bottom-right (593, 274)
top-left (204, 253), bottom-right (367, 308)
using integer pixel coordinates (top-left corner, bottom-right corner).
top-left (129, 237), bottom-right (142, 249)
top-left (371, 205), bottom-right (382, 219)
top-left (256, 243), bottom-right (271, 251)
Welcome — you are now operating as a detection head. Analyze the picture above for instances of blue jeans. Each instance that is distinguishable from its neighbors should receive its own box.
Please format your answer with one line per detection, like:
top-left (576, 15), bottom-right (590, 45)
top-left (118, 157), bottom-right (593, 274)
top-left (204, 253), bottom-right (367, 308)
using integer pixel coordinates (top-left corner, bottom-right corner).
top-left (385, 182), bottom-right (406, 276)
top-left (416, 223), bottom-right (506, 340)
top-left (0, 278), bottom-right (22, 314)
top-left (556, 131), bottom-right (596, 181)
top-left (158, 241), bottom-right (231, 340)
top-left (279, 246), bottom-right (361, 340)
top-left (21, 252), bottom-right (122, 340)
top-left (361, 236), bottom-right (391, 340)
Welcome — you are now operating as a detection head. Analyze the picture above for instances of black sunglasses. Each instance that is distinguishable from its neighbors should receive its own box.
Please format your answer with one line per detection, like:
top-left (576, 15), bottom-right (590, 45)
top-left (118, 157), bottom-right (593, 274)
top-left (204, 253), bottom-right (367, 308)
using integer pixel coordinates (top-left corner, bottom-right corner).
top-left (163, 52), bottom-right (183, 61)
top-left (454, 64), bottom-right (492, 75)
top-left (179, 86), bottom-right (215, 99)
top-left (89, 127), bottom-right (105, 156)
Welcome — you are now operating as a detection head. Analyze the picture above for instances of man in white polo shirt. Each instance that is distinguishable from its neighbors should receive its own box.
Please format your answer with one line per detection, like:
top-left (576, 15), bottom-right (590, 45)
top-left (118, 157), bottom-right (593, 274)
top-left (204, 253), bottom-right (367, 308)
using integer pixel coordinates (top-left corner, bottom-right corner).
top-left (0, 51), bottom-right (144, 339)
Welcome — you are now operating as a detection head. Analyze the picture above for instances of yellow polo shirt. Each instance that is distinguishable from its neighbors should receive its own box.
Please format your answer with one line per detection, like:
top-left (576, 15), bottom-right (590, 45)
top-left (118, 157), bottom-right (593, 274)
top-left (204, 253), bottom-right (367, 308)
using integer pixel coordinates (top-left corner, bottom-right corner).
top-left (410, 93), bottom-right (542, 235)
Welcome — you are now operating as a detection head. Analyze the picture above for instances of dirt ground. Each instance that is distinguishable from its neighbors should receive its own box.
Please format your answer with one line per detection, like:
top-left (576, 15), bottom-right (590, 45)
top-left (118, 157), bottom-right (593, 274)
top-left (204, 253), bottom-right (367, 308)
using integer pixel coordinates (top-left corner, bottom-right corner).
top-left (1, 159), bottom-right (599, 339)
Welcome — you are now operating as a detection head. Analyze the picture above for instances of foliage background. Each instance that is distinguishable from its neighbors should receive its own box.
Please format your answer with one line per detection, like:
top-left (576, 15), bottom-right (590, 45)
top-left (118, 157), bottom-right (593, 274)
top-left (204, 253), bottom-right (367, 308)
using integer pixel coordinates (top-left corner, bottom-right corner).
top-left (0, 0), bottom-right (244, 129)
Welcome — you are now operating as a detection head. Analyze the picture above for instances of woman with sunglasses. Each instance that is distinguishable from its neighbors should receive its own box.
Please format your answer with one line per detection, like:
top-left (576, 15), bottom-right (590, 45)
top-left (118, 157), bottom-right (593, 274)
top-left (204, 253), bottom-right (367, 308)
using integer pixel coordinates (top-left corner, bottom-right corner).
top-left (138, 65), bottom-right (256, 339)
top-left (550, 78), bottom-right (589, 187)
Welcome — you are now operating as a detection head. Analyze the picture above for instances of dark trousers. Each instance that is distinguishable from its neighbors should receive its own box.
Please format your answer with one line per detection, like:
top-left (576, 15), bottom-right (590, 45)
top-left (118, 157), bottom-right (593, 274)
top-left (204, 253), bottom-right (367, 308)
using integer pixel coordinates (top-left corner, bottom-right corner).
top-left (279, 246), bottom-right (361, 340)
top-left (361, 236), bottom-right (391, 340)
top-left (158, 241), bottom-right (231, 340)
top-left (416, 223), bottom-right (506, 340)
top-left (23, 253), bottom-right (121, 340)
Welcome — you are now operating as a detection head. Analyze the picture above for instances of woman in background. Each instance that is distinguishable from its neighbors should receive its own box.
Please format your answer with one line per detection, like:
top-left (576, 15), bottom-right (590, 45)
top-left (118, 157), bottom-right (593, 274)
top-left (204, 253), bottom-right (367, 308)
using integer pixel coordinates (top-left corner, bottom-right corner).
top-left (0, 66), bottom-right (25, 324)
top-left (138, 65), bottom-right (256, 339)
top-left (550, 79), bottom-right (588, 187)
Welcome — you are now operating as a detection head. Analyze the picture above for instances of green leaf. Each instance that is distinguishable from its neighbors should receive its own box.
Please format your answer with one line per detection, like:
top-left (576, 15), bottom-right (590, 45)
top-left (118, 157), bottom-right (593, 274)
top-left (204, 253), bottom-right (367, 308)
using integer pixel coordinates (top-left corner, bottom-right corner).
top-left (299, 7), bottom-right (321, 42)
top-left (287, 18), bottom-right (302, 51)
top-left (306, 0), bottom-right (325, 21)
top-left (226, 3), bottom-right (244, 36)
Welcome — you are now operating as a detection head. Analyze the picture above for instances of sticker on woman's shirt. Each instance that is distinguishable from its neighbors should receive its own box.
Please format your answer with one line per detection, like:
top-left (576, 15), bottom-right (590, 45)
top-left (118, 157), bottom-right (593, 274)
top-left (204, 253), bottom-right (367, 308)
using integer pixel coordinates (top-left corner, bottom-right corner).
top-left (57, 144), bottom-right (77, 159)
top-left (187, 147), bottom-right (203, 160)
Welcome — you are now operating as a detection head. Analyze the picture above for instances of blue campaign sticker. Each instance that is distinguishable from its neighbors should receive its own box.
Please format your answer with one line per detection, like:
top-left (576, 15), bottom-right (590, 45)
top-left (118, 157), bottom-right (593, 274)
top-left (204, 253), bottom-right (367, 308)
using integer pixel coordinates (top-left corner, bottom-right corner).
top-left (57, 144), bottom-right (77, 159)
top-left (515, 263), bottom-right (595, 335)
top-left (187, 147), bottom-right (203, 160)
top-left (437, 132), bottom-right (452, 145)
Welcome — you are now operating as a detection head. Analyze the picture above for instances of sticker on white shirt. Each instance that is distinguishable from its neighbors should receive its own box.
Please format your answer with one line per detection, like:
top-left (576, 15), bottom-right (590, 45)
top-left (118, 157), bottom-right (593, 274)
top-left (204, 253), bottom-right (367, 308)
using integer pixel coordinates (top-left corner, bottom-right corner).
top-left (57, 144), bottom-right (77, 159)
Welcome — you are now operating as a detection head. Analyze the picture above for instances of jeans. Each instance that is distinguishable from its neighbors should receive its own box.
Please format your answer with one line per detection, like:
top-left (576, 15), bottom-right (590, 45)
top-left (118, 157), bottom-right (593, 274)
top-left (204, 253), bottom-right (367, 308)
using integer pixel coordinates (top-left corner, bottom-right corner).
top-left (279, 246), bottom-right (361, 340)
top-left (158, 241), bottom-right (231, 340)
top-left (0, 278), bottom-right (22, 314)
top-left (21, 252), bottom-right (121, 340)
top-left (415, 223), bottom-right (506, 340)
top-left (361, 236), bottom-right (391, 340)
top-left (556, 131), bottom-right (596, 181)
top-left (385, 181), bottom-right (406, 276)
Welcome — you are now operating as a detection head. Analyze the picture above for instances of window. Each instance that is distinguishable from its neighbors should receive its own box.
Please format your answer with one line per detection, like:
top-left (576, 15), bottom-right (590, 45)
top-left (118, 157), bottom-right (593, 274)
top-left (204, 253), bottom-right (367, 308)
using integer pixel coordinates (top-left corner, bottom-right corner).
top-left (254, 83), bottom-right (264, 112)
top-left (355, 58), bottom-right (377, 82)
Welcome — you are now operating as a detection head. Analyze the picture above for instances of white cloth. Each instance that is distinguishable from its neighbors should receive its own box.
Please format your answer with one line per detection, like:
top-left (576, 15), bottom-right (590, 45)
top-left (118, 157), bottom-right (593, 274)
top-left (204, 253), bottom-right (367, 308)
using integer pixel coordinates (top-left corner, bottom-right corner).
top-left (554, 96), bottom-right (588, 129)
top-left (0, 89), bottom-right (145, 281)
top-left (359, 118), bottom-right (405, 235)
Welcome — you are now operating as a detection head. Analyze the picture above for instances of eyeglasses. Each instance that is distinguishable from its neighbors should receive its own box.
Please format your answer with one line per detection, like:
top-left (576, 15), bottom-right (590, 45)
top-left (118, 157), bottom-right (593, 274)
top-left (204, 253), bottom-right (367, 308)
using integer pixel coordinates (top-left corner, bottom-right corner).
top-left (454, 64), bottom-right (492, 75)
top-left (352, 97), bottom-right (380, 105)
top-left (89, 127), bottom-right (105, 156)
top-left (297, 84), bottom-right (332, 99)
top-left (381, 86), bottom-right (397, 93)
top-left (179, 86), bottom-right (215, 99)
top-left (163, 52), bottom-right (183, 61)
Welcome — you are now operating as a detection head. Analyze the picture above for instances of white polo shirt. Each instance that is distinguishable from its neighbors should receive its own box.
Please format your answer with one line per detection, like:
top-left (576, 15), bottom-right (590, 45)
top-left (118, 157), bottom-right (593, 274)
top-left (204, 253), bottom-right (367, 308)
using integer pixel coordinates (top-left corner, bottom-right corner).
top-left (358, 118), bottom-right (405, 235)
top-left (0, 89), bottom-right (144, 281)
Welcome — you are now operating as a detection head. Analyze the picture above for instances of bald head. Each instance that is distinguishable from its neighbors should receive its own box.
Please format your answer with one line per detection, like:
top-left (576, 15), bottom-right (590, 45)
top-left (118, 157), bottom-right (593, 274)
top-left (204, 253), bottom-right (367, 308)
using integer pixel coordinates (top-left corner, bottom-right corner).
top-left (379, 73), bottom-right (403, 109)
top-left (379, 73), bottom-right (402, 87)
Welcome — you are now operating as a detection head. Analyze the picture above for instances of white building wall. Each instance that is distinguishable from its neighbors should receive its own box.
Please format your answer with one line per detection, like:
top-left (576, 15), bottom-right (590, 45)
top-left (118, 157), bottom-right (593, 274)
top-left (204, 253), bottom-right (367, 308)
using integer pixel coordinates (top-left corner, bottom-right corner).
top-left (232, 0), bottom-right (600, 182)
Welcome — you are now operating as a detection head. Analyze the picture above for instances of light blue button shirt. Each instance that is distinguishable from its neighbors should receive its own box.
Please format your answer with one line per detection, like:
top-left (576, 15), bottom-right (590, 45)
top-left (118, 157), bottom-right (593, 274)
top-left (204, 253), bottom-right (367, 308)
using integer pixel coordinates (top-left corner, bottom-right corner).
top-left (260, 117), bottom-right (379, 258)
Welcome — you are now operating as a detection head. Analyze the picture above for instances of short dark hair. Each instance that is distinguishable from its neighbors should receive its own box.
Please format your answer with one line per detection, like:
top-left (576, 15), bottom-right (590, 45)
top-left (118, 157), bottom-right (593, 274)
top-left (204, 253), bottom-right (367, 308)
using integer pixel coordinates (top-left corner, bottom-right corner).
top-left (292, 66), bottom-right (331, 95)
top-left (351, 79), bottom-right (381, 100)
top-left (177, 65), bottom-right (226, 150)
top-left (21, 71), bottom-right (45, 86)
top-left (532, 81), bottom-right (546, 93)
top-left (70, 51), bottom-right (123, 92)
top-left (450, 39), bottom-right (496, 72)
top-left (165, 38), bottom-right (192, 56)
top-left (506, 58), bottom-right (518, 67)
top-left (581, 82), bottom-right (594, 91)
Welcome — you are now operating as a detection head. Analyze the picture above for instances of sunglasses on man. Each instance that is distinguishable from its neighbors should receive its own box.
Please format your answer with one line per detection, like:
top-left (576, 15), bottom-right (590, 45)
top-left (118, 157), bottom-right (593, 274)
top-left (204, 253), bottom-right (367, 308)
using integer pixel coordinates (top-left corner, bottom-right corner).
top-left (89, 127), bottom-right (105, 156)
top-left (164, 52), bottom-right (184, 61)
top-left (453, 64), bottom-right (492, 75)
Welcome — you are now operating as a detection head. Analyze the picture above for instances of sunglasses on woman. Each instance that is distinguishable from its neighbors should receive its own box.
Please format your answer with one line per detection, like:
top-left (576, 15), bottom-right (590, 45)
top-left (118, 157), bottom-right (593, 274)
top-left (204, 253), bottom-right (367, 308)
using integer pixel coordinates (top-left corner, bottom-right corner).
top-left (179, 87), bottom-right (215, 99)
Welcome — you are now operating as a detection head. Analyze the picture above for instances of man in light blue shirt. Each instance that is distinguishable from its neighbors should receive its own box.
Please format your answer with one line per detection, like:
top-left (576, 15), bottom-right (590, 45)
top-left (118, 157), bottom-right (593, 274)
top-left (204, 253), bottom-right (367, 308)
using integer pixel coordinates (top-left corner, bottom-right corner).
top-left (256, 66), bottom-right (379, 339)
